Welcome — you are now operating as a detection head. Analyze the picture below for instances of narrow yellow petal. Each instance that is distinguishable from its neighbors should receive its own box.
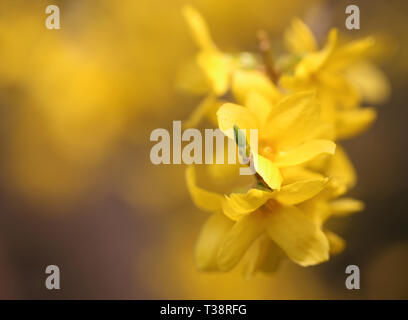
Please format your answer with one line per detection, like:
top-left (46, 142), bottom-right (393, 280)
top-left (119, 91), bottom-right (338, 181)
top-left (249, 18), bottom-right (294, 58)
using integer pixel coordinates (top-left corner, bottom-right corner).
top-left (217, 212), bottom-right (265, 271)
top-left (217, 103), bottom-right (260, 140)
top-left (274, 139), bottom-right (336, 167)
top-left (281, 166), bottom-right (325, 184)
top-left (222, 188), bottom-right (274, 221)
top-left (182, 5), bottom-right (218, 52)
top-left (329, 198), bottom-right (365, 216)
top-left (319, 72), bottom-right (361, 109)
top-left (295, 28), bottom-right (338, 77)
top-left (325, 230), bottom-right (346, 255)
top-left (182, 5), bottom-right (235, 96)
top-left (345, 61), bottom-right (390, 105)
top-left (257, 240), bottom-right (284, 274)
top-left (265, 205), bottom-right (329, 266)
top-left (284, 18), bottom-right (318, 54)
top-left (195, 213), bottom-right (234, 271)
top-left (185, 166), bottom-right (224, 212)
top-left (246, 91), bottom-right (274, 127)
top-left (254, 154), bottom-right (283, 190)
top-left (329, 37), bottom-right (375, 71)
top-left (274, 178), bottom-right (329, 205)
top-left (300, 199), bottom-right (331, 227)
top-left (263, 91), bottom-right (320, 147)
top-left (197, 52), bottom-right (233, 96)
top-left (336, 107), bottom-right (377, 140)
top-left (326, 145), bottom-right (357, 188)
top-left (241, 235), bottom-right (281, 278)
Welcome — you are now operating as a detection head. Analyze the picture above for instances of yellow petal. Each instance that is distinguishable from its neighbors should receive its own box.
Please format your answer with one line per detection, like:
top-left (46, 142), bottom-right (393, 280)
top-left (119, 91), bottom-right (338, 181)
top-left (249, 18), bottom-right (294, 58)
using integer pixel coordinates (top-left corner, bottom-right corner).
top-left (182, 4), bottom-right (234, 96)
top-left (253, 154), bottom-right (283, 190)
top-left (295, 28), bottom-right (338, 77)
top-left (325, 230), bottom-right (346, 255)
top-left (242, 234), bottom-right (280, 278)
top-left (246, 91), bottom-right (274, 127)
top-left (217, 212), bottom-right (265, 271)
top-left (284, 18), bottom-right (318, 54)
top-left (300, 199), bottom-right (332, 227)
top-left (265, 205), bottom-right (329, 266)
top-left (318, 72), bottom-right (361, 109)
top-left (336, 107), bottom-right (377, 140)
top-left (182, 5), bottom-right (217, 52)
top-left (274, 178), bottom-right (329, 205)
top-left (195, 213), bottom-right (234, 271)
top-left (223, 188), bottom-right (273, 221)
top-left (326, 145), bottom-right (357, 188)
top-left (274, 139), bottom-right (336, 167)
top-left (345, 61), bottom-right (390, 105)
top-left (185, 166), bottom-right (224, 212)
top-left (329, 198), bottom-right (365, 216)
top-left (263, 91), bottom-right (320, 148)
top-left (197, 51), bottom-right (234, 96)
top-left (315, 178), bottom-right (347, 202)
top-left (257, 240), bottom-right (284, 274)
top-left (316, 90), bottom-right (337, 123)
top-left (176, 59), bottom-right (210, 95)
top-left (281, 166), bottom-right (325, 184)
top-left (328, 37), bottom-right (375, 71)
top-left (217, 103), bottom-right (260, 141)
top-left (232, 69), bottom-right (280, 105)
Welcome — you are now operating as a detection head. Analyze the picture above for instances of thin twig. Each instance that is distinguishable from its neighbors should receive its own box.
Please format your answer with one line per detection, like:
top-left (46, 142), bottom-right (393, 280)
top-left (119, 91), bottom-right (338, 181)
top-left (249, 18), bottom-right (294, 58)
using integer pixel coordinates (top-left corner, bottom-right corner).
top-left (257, 30), bottom-right (278, 84)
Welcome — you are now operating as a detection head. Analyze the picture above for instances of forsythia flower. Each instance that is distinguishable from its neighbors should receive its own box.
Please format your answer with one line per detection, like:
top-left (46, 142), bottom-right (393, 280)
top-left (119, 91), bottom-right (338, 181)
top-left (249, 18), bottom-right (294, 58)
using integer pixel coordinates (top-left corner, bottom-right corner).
top-left (182, 7), bottom-right (389, 275)
top-left (281, 18), bottom-right (390, 140)
top-left (187, 165), bottom-right (330, 271)
top-left (182, 5), bottom-right (258, 127)
top-left (217, 90), bottom-right (336, 190)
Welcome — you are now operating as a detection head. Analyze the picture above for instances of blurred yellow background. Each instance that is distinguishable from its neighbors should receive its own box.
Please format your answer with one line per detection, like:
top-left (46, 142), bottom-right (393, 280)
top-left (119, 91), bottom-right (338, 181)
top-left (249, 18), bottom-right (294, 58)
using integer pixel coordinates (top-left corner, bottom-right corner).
top-left (0, 0), bottom-right (407, 299)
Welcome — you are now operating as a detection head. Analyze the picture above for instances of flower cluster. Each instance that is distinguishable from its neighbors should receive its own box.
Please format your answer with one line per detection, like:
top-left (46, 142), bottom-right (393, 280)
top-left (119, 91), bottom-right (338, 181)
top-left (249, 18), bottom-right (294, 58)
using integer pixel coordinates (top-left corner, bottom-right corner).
top-left (182, 5), bottom-right (389, 277)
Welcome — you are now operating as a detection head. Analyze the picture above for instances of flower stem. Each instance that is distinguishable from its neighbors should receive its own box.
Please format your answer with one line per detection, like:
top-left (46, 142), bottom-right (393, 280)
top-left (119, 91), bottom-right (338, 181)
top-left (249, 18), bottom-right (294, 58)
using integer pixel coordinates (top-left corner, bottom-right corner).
top-left (257, 30), bottom-right (279, 84)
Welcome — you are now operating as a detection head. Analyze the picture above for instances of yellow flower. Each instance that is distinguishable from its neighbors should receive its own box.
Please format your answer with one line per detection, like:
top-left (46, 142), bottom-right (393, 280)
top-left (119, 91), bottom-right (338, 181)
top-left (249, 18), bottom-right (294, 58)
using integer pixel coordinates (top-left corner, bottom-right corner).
top-left (186, 165), bottom-right (332, 274)
top-left (182, 12), bottom-right (388, 278)
top-left (299, 180), bottom-right (364, 257)
top-left (297, 143), bottom-right (364, 256)
top-left (182, 5), bottom-right (239, 96)
top-left (306, 144), bottom-right (357, 190)
top-left (181, 5), bottom-right (259, 127)
top-left (217, 90), bottom-right (336, 190)
top-left (281, 18), bottom-right (389, 139)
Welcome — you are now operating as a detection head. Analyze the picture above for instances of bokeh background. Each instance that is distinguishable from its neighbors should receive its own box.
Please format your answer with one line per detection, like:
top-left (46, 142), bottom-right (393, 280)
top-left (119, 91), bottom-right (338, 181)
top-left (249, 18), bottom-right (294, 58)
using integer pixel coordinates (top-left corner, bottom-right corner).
top-left (0, 0), bottom-right (407, 299)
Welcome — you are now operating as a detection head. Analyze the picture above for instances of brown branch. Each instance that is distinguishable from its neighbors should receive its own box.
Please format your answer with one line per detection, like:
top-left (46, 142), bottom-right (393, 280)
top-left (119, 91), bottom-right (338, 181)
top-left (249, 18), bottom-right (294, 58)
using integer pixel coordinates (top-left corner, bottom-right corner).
top-left (257, 29), bottom-right (278, 84)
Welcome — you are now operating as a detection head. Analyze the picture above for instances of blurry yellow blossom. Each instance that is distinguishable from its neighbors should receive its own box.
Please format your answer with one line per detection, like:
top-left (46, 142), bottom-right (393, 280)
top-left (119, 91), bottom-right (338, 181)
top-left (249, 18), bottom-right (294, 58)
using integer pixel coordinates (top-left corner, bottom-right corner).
top-left (182, 5), bottom-right (236, 96)
top-left (182, 5), bottom-right (259, 127)
top-left (281, 18), bottom-right (389, 139)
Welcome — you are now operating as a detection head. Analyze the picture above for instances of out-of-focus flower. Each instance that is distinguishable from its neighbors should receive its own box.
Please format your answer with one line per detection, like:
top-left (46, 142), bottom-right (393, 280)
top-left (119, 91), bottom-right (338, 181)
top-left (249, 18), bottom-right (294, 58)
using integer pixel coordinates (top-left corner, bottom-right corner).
top-left (182, 5), bottom-right (258, 127)
top-left (183, 5), bottom-right (236, 96)
top-left (280, 18), bottom-right (390, 139)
